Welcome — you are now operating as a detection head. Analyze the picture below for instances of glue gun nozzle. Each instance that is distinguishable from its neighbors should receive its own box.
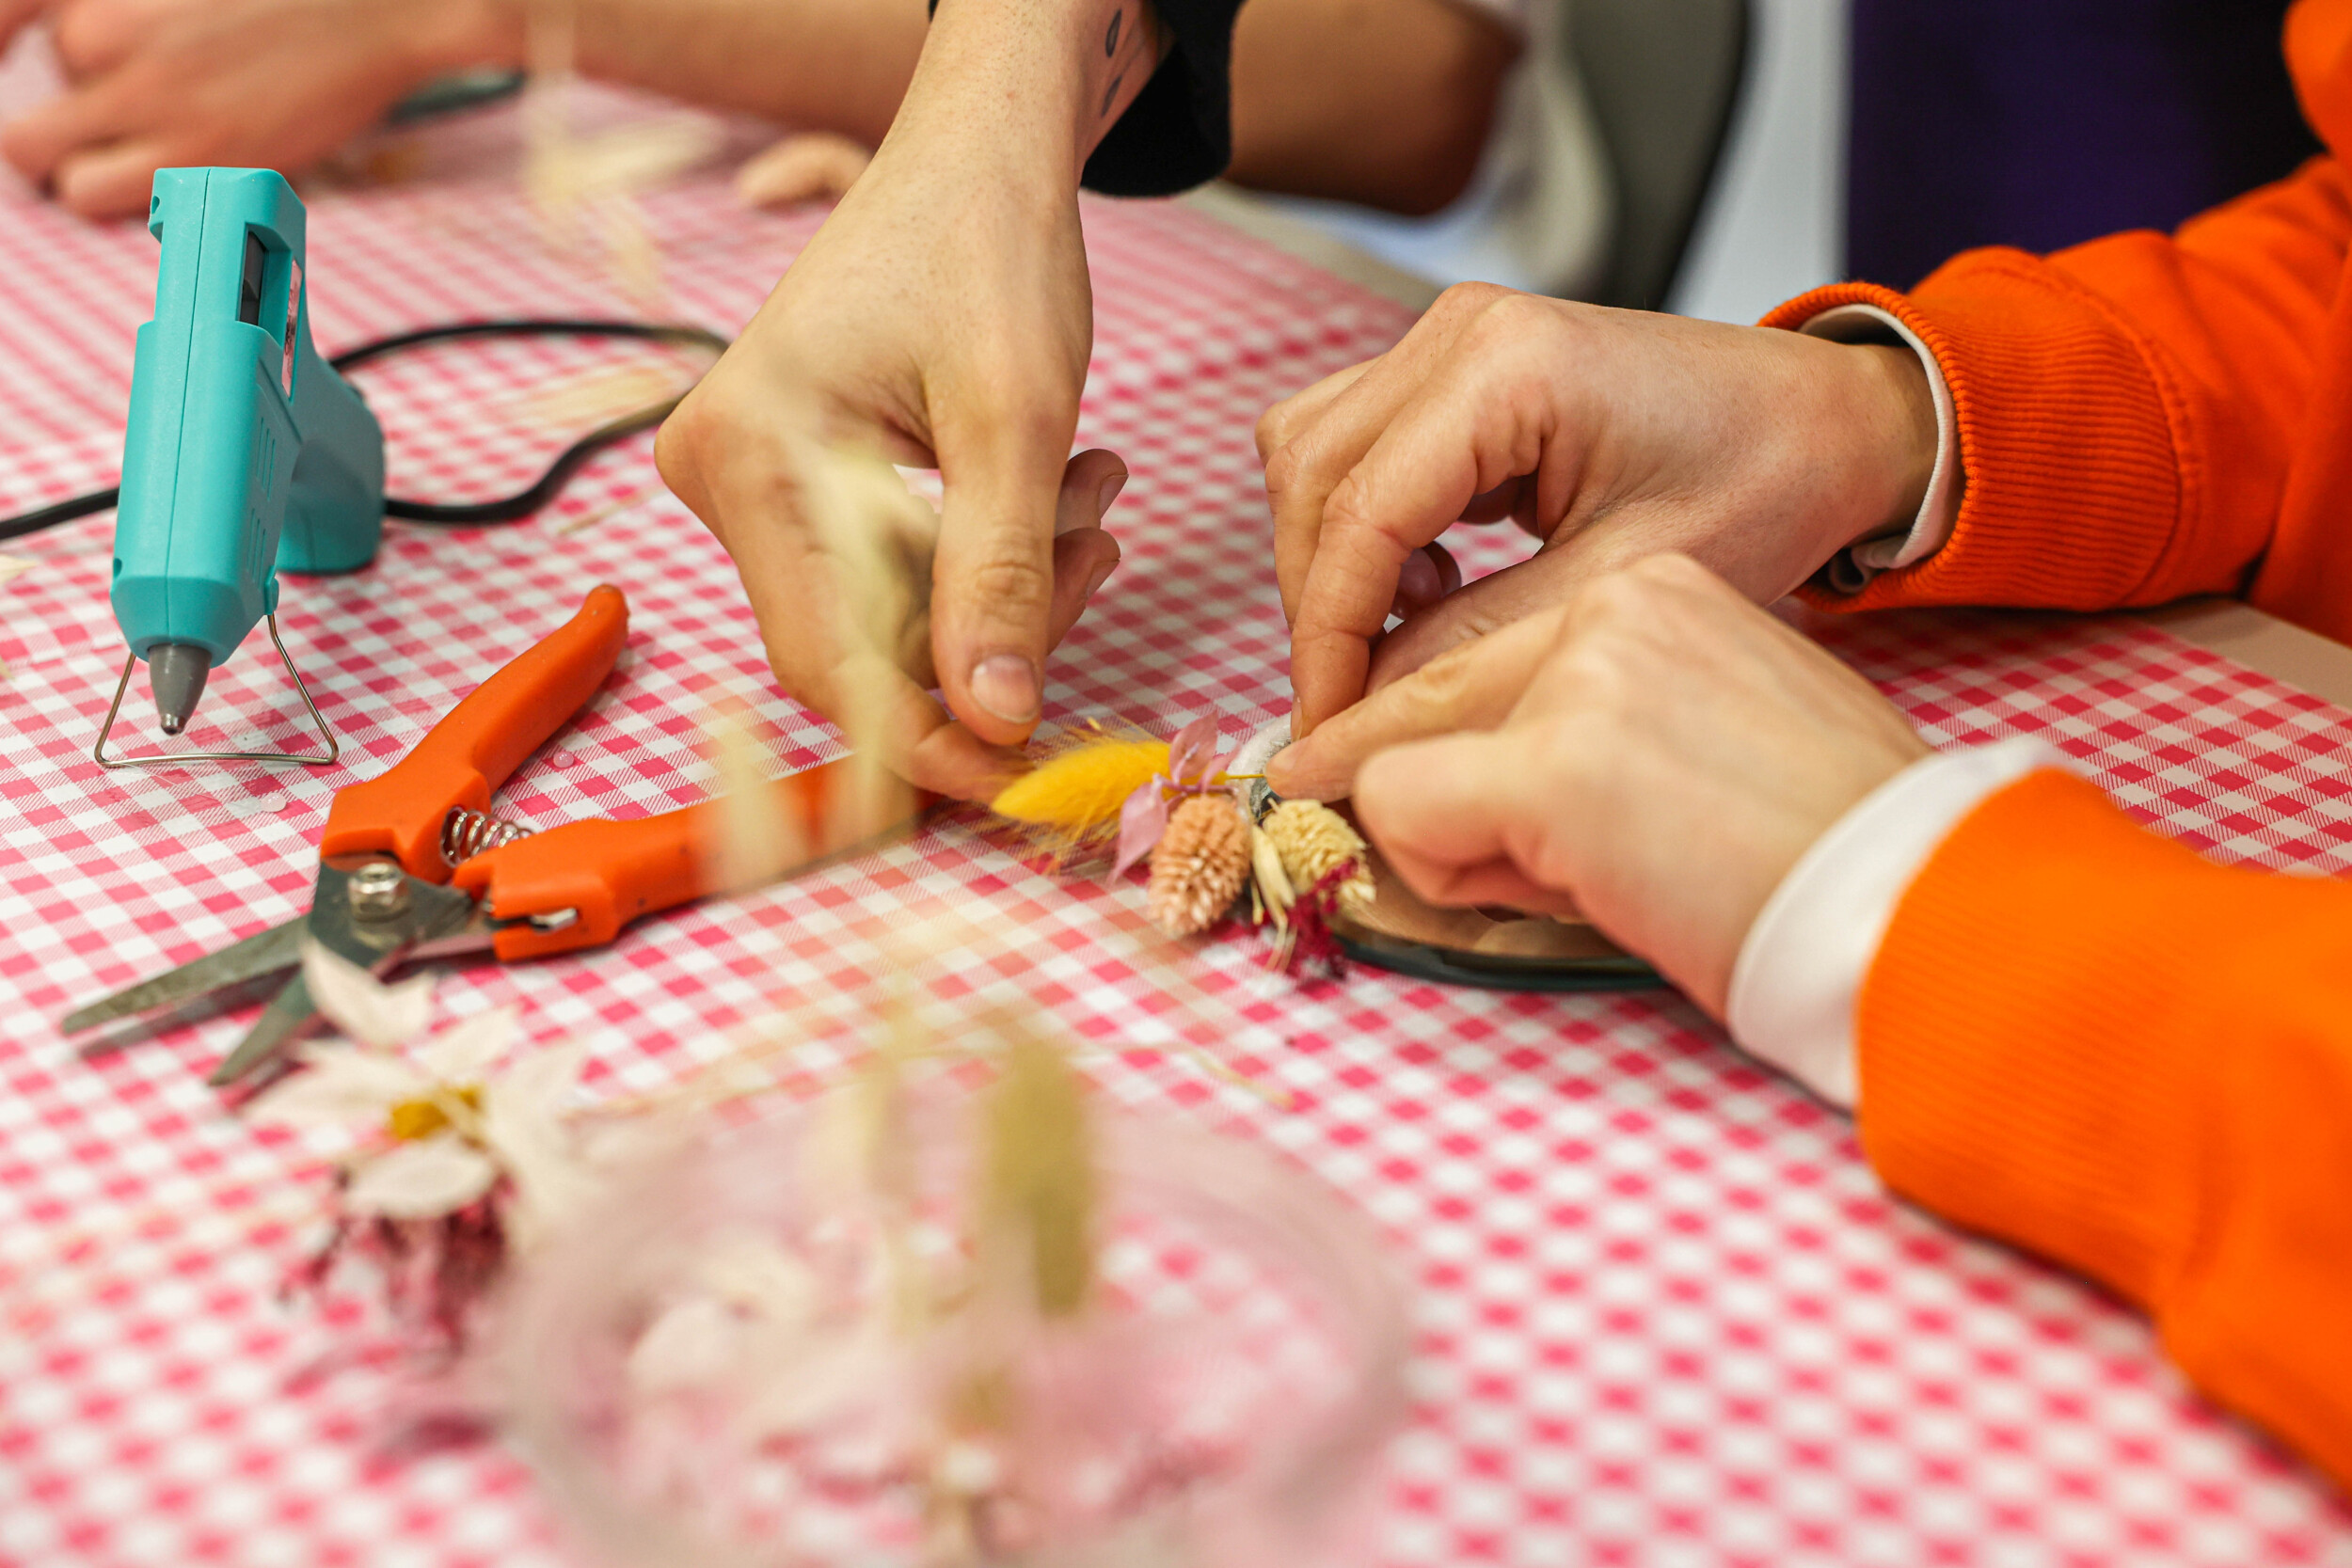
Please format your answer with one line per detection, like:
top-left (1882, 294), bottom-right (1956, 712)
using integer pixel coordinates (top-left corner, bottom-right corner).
top-left (148, 643), bottom-right (213, 736)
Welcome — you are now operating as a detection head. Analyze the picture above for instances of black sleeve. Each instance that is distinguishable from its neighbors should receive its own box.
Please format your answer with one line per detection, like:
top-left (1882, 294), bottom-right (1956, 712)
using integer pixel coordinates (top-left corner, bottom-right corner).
top-left (929, 1), bottom-right (1245, 198)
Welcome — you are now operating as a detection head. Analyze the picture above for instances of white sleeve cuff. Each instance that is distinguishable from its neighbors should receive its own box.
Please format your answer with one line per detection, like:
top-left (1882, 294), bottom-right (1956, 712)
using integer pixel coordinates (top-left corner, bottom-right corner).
top-left (1799, 303), bottom-right (1962, 592)
top-left (1724, 737), bottom-right (2072, 1110)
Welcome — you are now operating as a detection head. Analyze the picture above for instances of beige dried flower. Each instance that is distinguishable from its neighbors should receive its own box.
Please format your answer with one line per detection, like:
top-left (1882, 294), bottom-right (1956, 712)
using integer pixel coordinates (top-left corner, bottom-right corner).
top-left (1262, 800), bottom-right (1375, 919)
top-left (1248, 824), bottom-right (1295, 927)
top-left (1147, 795), bottom-right (1251, 937)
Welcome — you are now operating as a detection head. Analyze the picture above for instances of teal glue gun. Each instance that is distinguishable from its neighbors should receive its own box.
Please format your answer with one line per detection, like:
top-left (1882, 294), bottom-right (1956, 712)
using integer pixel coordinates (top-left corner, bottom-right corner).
top-left (110, 168), bottom-right (384, 745)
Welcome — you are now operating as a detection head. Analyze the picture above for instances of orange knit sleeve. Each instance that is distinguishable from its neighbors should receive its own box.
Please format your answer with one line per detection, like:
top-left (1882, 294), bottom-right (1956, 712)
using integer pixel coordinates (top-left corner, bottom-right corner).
top-left (1855, 769), bottom-right (2352, 1487)
top-left (1760, 156), bottom-right (2352, 615)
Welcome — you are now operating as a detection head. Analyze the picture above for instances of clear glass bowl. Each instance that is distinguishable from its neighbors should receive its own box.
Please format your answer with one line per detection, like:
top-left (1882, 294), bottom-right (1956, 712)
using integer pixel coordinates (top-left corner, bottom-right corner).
top-left (497, 1101), bottom-right (1410, 1568)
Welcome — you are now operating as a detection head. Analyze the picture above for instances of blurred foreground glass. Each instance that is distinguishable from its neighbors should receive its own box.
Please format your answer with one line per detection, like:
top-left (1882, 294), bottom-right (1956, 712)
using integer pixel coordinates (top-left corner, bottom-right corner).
top-left (498, 1104), bottom-right (1410, 1568)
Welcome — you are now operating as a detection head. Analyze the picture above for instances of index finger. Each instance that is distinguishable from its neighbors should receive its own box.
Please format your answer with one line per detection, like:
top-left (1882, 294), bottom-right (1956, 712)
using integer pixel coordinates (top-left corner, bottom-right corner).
top-left (1267, 605), bottom-right (1564, 801)
top-left (1263, 282), bottom-right (1518, 627)
top-left (1286, 339), bottom-right (1573, 734)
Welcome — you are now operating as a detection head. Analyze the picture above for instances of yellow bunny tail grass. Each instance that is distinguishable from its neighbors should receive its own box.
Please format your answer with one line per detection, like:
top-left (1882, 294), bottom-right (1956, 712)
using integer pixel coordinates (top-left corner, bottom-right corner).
top-left (989, 733), bottom-right (1172, 860)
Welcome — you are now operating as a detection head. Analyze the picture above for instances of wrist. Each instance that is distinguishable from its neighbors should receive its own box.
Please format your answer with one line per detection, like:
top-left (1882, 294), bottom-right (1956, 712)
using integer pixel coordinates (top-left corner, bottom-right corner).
top-left (1842, 341), bottom-right (1938, 548)
top-left (896, 0), bottom-right (1164, 182)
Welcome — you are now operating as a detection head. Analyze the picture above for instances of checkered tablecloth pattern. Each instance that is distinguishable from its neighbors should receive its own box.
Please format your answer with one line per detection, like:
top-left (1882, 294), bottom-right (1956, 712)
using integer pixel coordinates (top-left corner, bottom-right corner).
top-left (3, 53), bottom-right (2351, 1568)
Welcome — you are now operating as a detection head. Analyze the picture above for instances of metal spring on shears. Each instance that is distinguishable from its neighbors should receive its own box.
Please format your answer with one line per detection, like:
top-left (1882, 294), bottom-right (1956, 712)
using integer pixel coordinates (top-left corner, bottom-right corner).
top-left (441, 806), bottom-right (532, 866)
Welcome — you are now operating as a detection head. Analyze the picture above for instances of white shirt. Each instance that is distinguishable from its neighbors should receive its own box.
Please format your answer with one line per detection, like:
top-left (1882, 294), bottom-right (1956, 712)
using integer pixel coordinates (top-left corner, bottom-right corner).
top-left (1725, 738), bottom-right (2066, 1108)
top-left (1720, 305), bottom-right (2030, 1114)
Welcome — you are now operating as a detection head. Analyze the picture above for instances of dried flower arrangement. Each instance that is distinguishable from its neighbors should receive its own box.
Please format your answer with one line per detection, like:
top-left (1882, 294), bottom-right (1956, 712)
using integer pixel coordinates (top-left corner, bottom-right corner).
top-left (987, 717), bottom-right (1375, 974)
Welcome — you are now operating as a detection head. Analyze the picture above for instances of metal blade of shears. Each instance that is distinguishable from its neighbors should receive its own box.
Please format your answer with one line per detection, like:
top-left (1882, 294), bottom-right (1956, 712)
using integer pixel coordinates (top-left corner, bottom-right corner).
top-left (207, 968), bottom-right (319, 1087)
top-left (60, 916), bottom-right (309, 1036)
top-left (209, 859), bottom-right (495, 1087)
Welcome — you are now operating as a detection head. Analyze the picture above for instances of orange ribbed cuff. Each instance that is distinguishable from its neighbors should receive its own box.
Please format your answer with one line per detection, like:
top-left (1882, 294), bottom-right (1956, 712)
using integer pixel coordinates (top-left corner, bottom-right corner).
top-left (1854, 772), bottom-right (2216, 1303)
top-left (1762, 259), bottom-right (2185, 613)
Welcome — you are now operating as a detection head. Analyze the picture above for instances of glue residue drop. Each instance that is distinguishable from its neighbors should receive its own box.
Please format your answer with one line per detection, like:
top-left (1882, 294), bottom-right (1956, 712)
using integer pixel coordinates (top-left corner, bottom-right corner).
top-left (221, 790), bottom-right (290, 818)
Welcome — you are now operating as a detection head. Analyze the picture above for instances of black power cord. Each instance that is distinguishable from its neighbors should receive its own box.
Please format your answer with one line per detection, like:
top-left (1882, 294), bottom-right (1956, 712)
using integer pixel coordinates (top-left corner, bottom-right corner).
top-left (0, 318), bottom-right (729, 544)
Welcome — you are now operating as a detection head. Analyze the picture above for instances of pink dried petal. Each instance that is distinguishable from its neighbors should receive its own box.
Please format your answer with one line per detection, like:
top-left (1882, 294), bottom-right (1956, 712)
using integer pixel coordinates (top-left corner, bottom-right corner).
top-left (1166, 717), bottom-right (1221, 787)
top-left (1110, 778), bottom-right (1169, 882)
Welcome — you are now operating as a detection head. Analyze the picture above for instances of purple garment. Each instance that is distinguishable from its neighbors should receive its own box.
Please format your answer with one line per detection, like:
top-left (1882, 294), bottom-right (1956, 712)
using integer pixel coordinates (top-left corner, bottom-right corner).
top-left (1847, 0), bottom-right (2323, 289)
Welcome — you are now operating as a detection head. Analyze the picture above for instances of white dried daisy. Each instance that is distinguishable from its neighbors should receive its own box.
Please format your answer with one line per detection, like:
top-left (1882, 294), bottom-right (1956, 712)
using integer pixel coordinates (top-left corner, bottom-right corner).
top-left (248, 942), bottom-right (591, 1238)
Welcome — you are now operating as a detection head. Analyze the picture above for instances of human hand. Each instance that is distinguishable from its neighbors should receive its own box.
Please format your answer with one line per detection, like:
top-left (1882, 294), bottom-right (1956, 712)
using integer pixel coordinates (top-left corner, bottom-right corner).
top-left (656, 137), bottom-right (1109, 803)
top-left (1275, 555), bottom-right (1930, 1017)
top-left (0, 0), bottom-right (47, 60)
top-left (657, 2), bottom-right (1164, 802)
top-left (1257, 284), bottom-right (1939, 735)
top-left (1, 0), bottom-right (508, 218)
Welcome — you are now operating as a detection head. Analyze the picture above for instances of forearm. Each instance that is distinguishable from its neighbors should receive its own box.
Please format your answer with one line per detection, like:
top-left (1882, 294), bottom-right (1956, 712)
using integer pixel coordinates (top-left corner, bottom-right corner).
top-left (892, 0), bottom-right (1168, 184)
top-left (1857, 771), bottom-right (2352, 1489)
top-left (1227, 0), bottom-right (1514, 216)
top-left (449, 0), bottom-right (932, 147)
top-left (455, 0), bottom-right (1192, 193)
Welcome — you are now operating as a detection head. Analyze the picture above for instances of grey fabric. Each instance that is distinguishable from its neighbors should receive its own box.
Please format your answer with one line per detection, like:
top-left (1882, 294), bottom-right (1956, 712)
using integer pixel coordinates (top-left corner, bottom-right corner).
top-left (1565, 0), bottom-right (1751, 309)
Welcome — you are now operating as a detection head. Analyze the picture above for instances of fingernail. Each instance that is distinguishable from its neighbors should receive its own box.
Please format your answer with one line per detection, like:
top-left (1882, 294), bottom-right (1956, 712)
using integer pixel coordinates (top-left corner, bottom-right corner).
top-left (1081, 557), bottom-right (1118, 602)
top-left (1094, 470), bottom-right (1129, 521)
top-left (1265, 738), bottom-right (1309, 793)
top-left (970, 654), bottom-right (1041, 723)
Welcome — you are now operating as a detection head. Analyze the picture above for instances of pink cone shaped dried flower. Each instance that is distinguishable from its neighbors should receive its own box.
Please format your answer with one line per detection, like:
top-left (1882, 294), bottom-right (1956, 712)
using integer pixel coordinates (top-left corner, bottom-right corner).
top-left (1147, 794), bottom-right (1251, 937)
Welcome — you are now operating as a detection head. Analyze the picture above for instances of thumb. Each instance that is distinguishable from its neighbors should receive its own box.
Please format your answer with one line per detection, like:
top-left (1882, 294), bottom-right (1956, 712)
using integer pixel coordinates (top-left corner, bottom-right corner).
top-left (1269, 606), bottom-right (1565, 800)
top-left (930, 422), bottom-right (1070, 745)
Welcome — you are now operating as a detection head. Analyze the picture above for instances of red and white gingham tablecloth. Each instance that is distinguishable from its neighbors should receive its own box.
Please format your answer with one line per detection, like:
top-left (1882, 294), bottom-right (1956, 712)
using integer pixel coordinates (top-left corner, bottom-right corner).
top-left (2, 47), bottom-right (2350, 1568)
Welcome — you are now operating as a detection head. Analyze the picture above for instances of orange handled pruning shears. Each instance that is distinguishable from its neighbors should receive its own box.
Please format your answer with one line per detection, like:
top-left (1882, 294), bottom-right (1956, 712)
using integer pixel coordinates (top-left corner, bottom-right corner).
top-left (61, 585), bottom-right (932, 1085)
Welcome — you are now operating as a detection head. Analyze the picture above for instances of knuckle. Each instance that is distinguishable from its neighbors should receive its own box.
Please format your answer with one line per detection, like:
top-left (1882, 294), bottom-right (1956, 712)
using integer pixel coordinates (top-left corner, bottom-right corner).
top-left (1576, 563), bottom-right (1672, 628)
top-left (1432, 280), bottom-right (1511, 324)
top-left (1319, 477), bottom-right (1385, 545)
top-left (962, 553), bottom-right (1055, 613)
top-left (946, 382), bottom-right (1072, 462)
top-left (1531, 720), bottom-right (1608, 808)
top-left (1467, 289), bottom-right (1545, 344)
top-left (49, 6), bottom-right (106, 67)
top-left (651, 414), bottom-right (709, 509)
top-left (1408, 651), bottom-right (1477, 715)
top-left (1628, 551), bottom-right (1711, 593)
top-left (1255, 400), bottom-right (1298, 464)
top-left (1262, 440), bottom-right (1304, 506)
top-left (653, 388), bottom-right (742, 503)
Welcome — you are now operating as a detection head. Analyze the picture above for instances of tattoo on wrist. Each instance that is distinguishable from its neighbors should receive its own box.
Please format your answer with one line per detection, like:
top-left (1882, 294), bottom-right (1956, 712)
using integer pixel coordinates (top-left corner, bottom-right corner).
top-left (1097, 5), bottom-right (1163, 120)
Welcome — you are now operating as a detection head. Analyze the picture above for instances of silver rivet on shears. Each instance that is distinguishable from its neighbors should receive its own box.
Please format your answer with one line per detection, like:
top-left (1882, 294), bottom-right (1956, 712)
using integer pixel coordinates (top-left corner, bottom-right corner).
top-left (346, 861), bottom-right (409, 922)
